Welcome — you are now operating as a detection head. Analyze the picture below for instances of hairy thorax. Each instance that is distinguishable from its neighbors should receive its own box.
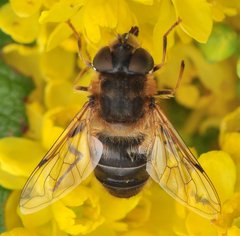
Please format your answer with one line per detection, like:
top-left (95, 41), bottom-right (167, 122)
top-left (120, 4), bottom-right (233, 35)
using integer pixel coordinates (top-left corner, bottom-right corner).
top-left (90, 72), bottom-right (157, 124)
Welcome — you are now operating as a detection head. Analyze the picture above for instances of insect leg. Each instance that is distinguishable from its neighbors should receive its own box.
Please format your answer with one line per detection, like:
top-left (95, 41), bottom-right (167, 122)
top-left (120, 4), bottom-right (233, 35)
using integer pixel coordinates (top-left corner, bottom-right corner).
top-left (152, 18), bottom-right (182, 72)
top-left (155, 60), bottom-right (185, 98)
top-left (74, 85), bottom-right (89, 92)
top-left (67, 20), bottom-right (93, 67)
top-left (129, 26), bottom-right (139, 36)
top-left (73, 66), bottom-right (91, 92)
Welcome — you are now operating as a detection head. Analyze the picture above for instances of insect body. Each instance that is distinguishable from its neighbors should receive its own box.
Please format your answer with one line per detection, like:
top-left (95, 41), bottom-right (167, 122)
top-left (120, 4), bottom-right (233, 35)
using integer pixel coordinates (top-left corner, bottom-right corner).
top-left (20, 21), bottom-right (221, 219)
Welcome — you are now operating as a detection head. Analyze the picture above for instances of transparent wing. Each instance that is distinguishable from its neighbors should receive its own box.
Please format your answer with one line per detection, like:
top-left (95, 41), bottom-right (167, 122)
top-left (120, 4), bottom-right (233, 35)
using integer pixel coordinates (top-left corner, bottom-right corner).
top-left (20, 103), bottom-right (103, 214)
top-left (146, 105), bottom-right (221, 219)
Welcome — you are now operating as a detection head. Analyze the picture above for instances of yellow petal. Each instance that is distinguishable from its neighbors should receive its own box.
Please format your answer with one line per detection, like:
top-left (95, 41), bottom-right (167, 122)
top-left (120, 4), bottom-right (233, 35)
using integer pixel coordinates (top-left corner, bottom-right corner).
top-left (131, 0), bottom-right (153, 5)
top-left (4, 191), bottom-right (22, 230)
top-left (176, 26), bottom-right (192, 44)
top-left (19, 205), bottom-right (52, 228)
top-left (39, 0), bottom-right (84, 23)
top-left (84, 0), bottom-right (118, 29)
top-left (83, 19), bottom-right (101, 43)
top-left (2, 44), bottom-right (43, 83)
top-left (114, 3), bottom-right (137, 35)
top-left (122, 231), bottom-right (154, 236)
top-left (215, 193), bottom-right (240, 231)
top-left (1, 227), bottom-right (38, 236)
top-left (220, 107), bottom-right (240, 158)
top-left (153, 0), bottom-right (176, 61)
top-left (42, 0), bottom-right (59, 9)
top-left (211, 2), bottom-right (238, 22)
top-left (199, 151), bottom-right (236, 203)
top-left (2, 44), bottom-right (45, 106)
top-left (40, 47), bottom-right (75, 81)
top-left (10, 0), bottom-right (42, 17)
top-left (25, 102), bottom-right (44, 140)
top-left (220, 131), bottom-right (240, 193)
top-left (185, 211), bottom-right (217, 236)
top-left (41, 106), bottom-right (83, 150)
top-left (0, 3), bottom-right (39, 43)
top-left (46, 23), bottom-right (72, 51)
top-left (44, 80), bottom-right (88, 109)
top-left (0, 137), bottom-right (46, 189)
top-left (61, 185), bottom-right (95, 207)
top-left (174, 44), bottom-right (236, 95)
top-left (221, 133), bottom-right (240, 164)
top-left (92, 179), bottom-right (141, 222)
top-left (83, 0), bottom-right (133, 43)
top-left (153, 44), bottom-right (193, 89)
top-left (125, 197), bottom-right (151, 228)
top-left (227, 225), bottom-right (240, 236)
top-left (52, 186), bottom-right (104, 235)
top-left (172, 0), bottom-right (212, 42)
top-left (175, 84), bottom-right (200, 108)
top-left (0, 168), bottom-right (26, 189)
top-left (6, 191), bottom-right (52, 230)
top-left (147, 182), bottom-right (178, 235)
top-left (128, 1), bottom-right (158, 26)
top-left (211, 3), bottom-right (226, 21)
top-left (85, 224), bottom-right (117, 236)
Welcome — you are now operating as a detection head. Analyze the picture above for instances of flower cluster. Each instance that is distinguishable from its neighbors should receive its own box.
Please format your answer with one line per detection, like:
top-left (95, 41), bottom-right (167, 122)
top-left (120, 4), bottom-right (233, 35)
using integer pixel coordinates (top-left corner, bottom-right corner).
top-left (0, 0), bottom-right (240, 235)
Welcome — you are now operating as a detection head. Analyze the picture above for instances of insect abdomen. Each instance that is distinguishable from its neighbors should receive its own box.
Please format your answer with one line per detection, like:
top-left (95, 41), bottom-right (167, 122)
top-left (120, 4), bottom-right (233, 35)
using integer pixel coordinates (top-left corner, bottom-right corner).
top-left (94, 162), bottom-right (148, 198)
top-left (94, 134), bottom-right (149, 198)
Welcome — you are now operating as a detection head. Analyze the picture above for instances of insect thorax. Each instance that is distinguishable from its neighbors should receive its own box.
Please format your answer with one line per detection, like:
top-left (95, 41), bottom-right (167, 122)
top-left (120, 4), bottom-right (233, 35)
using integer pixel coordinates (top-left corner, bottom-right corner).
top-left (98, 73), bottom-right (147, 123)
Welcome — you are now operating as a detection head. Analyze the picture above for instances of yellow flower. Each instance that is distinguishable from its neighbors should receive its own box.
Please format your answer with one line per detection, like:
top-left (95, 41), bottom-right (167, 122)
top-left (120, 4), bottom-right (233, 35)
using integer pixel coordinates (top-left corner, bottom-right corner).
top-left (228, 226), bottom-right (240, 236)
top-left (4, 191), bottom-right (22, 230)
top-left (209, 0), bottom-right (238, 21)
top-left (41, 106), bottom-right (84, 150)
top-left (9, 0), bottom-right (42, 17)
top-left (175, 84), bottom-right (200, 108)
top-left (38, 0), bottom-right (214, 58)
top-left (199, 151), bottom-right (236, 203)
top-left (92, 179), bottom-right (144, 232)
top-left (214, 193), bottom-right (240, 235)
top-left (0, 3), bottom-right (39, 43)
top-left (0, 137), bottom-right (45, 189)
top-left (0, 0), bottom-right (240, 235)
top-left (40, 47), bottom-right (76, 82)
top-left (51, 185), bottom-right (104, 235)
top-left (44, 81), bottom-right (88, 109)
top-left (174, 151), bottom-right (237, 235)
top-left (220, 107), bottom-right (240, 192)
top-left (25, 102), bottom-right (44, 140)
top-left (4, 190), bottom-right (66, 236)
top-left (1, 227), bottom-right (38, 236)
top-left (122, 231), bottom-right (154, 236)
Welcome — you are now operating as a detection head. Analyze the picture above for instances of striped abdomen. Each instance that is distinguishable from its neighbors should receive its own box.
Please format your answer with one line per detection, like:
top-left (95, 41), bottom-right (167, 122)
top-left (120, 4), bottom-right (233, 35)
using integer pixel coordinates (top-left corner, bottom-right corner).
top-left (94, 133), bottom-right (149, 198)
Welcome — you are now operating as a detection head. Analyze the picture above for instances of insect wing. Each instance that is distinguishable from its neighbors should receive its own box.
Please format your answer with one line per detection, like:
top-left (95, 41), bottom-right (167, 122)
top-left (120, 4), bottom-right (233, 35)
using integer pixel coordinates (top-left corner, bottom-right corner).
top-left (146, 105), bottom-right (221, 219)
top-left (20, 103), bottom-right (103, 214)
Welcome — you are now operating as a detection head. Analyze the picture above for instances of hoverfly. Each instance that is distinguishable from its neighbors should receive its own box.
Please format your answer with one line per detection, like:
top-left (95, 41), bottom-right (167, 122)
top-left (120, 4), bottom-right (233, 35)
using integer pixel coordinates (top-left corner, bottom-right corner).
top-left (20, 19), bottom-right (221, 219)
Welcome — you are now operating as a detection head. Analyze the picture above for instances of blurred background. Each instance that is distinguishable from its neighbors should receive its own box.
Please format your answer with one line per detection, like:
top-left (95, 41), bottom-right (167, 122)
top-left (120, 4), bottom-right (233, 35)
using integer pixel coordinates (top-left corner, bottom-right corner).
top-left (0, 0), bottom-right (240, 235)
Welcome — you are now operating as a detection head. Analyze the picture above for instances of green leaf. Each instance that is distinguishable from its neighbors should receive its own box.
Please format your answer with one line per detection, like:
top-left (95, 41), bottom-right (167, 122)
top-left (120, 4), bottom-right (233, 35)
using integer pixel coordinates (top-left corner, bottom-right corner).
top-left (164, 99), bottom-right (191, 128)
top-left (236, 77), bottom-right (240, 97)
top-left (0, 186), bottom-right (10, 232)
top-left (190, 128), bottom-right (219, 154)
top-left (165, 100), bottom-right (219, 154)
top-left (0, 59), bottom-right (34, 138)
top-left (0, 0), bottom-right (8, 7)
top-left (237, 56), bottom-right (240, 79)
top-left (0, 30), bottom-right (13, 48)
top-left (198, 24), bottom-right (238, 63)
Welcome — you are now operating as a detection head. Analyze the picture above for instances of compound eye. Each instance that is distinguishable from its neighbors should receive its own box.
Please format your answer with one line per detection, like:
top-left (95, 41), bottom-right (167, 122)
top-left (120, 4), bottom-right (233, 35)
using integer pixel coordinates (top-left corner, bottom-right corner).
top-left (128, 48), bottom-right (154, 74)
top-left (93, 46), bottom-right (113, 72)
